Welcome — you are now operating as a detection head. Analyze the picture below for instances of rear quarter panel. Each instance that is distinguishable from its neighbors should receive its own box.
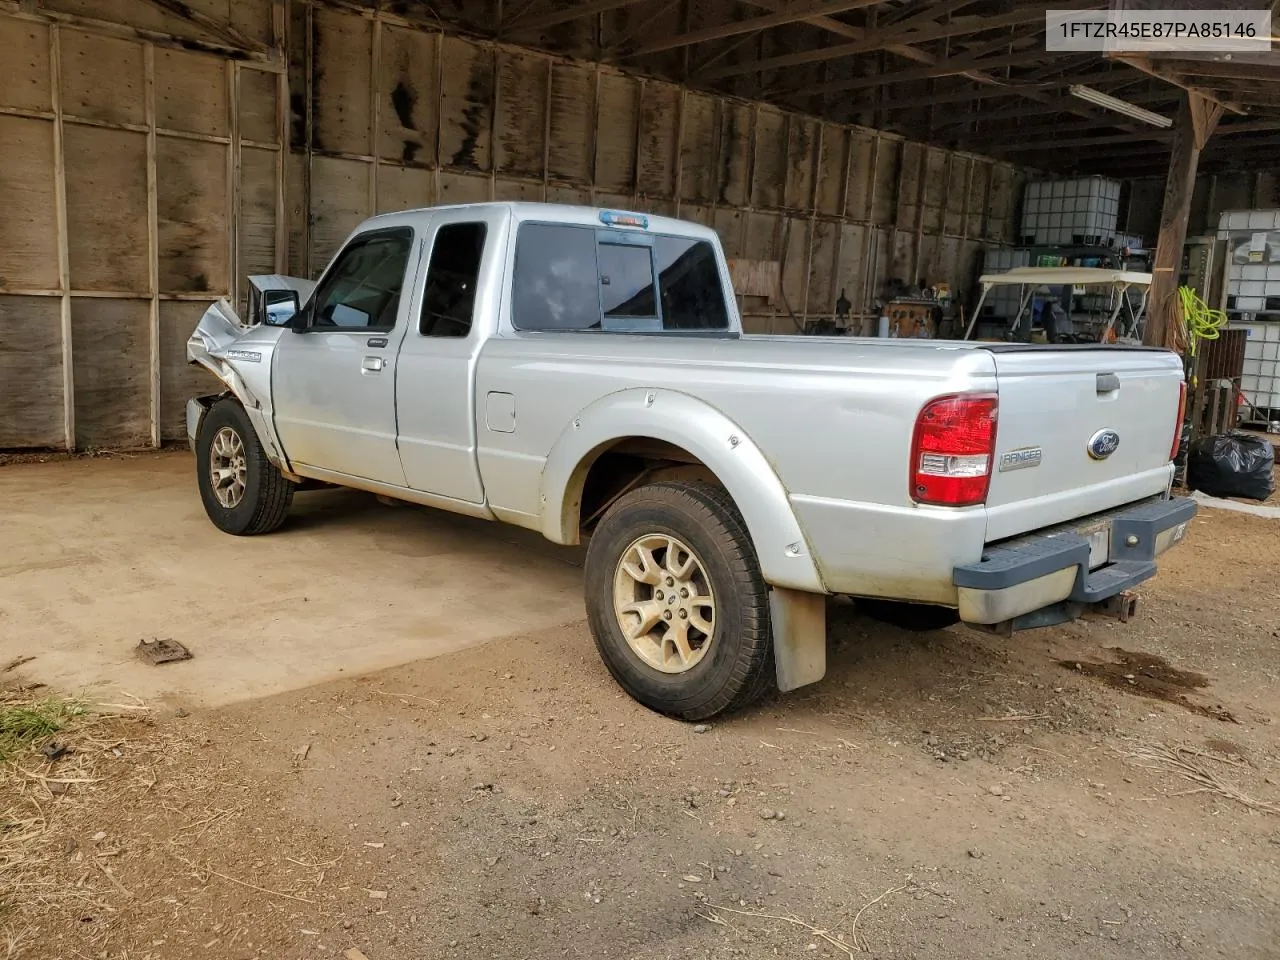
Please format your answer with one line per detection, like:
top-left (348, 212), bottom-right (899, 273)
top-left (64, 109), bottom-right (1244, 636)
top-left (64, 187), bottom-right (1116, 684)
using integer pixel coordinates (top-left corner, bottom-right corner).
top-left (475, 334), bottom-right (998, 602)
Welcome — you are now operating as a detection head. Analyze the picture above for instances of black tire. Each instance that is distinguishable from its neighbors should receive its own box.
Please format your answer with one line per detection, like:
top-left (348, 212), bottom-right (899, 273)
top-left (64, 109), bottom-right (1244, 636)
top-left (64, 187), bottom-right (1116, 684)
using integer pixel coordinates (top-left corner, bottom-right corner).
top-left (196, 398), bottom-right (294, 536)
top-left (859, 598), bottom-right (960, 632)
top-left (584, 481), bottom-right (774, 721)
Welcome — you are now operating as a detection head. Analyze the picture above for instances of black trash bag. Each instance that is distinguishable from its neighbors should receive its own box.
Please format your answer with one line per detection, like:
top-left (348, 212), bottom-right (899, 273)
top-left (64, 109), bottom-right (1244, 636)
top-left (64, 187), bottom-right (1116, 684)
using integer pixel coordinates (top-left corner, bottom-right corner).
top-left (1186, 432), bottom-right (1276, 501)
top-left (1172, 421), bottom-right (1194, 486)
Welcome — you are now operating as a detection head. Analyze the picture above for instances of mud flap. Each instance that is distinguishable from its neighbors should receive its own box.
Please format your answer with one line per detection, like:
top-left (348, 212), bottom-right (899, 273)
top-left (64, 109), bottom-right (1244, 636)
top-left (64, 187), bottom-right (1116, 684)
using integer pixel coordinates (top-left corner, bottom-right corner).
top-left (770, 587), bottom-right (827, 692)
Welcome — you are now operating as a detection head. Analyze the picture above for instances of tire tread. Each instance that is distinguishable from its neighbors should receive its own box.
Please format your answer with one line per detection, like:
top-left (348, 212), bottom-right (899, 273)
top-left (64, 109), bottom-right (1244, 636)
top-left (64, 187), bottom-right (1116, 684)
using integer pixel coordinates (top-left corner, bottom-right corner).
top-left (585, 480), bottom-right (774, 720)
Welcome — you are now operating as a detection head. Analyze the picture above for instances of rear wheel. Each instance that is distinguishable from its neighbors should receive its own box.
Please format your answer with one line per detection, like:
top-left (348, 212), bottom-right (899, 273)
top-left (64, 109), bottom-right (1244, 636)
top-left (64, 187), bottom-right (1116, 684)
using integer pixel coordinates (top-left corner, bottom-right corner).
top-left (584, 481), bottom-right (773, 721)
top-left (196, 399), bottom-right (294, 535)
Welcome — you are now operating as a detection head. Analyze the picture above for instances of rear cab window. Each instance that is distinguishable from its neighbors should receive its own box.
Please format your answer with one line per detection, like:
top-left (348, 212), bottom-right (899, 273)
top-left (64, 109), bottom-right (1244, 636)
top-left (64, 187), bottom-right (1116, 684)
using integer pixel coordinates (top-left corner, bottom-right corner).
top-left (511, 220), bottom-right (729, 333)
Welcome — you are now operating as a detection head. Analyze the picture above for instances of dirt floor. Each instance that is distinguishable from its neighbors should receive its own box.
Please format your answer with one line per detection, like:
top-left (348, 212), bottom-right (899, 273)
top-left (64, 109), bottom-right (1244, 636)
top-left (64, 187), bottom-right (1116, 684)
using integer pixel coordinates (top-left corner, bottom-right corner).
top-left (0, 451), bottom-right (582, 707)
top-left (2, 455), bottom-right (1279, 960)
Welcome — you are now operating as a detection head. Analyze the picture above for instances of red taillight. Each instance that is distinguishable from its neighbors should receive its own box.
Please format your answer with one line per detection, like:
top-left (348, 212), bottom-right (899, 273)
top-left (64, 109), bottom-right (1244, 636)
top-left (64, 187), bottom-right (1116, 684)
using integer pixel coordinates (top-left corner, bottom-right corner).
top-left (1169, 380), bottom-right (1187, 461)
top-left (910, 394), bottom-right (998, 506)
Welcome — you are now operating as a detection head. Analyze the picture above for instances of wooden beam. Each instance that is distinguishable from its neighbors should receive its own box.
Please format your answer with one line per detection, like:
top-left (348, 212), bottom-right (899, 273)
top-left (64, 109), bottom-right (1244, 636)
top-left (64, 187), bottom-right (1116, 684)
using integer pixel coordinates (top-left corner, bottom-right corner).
top-left (699, 1), bottom-right (1043, 82)
top-left (136, 0), bottom-right (268, 53)
top-left (1148, 57), bottom-right (1280, 83)
top-left (739, 0), bottom-right (867, 42)
top-left (1146, 91), bottom-right (1221, 350)
top-left (991, 129), bottom-right (1171, 151)
top-left (781, 42), bottom-right (1049, 98)
top-left (1111, 55), bottom-right (1248, 115)
top-left (505, 0), bottom-right (651, 34)
top-left (1188, 94), bottom-right (1225, 150)
top-left (5, 3), bottom-right (275, 62)
top-left (602, 0), bottom-right (680, 55)
top-left (737, 0), bottom-right (1039, 94)
top-left (932, 87), bottom-right (1178, 128)
top-left (623, 0), bottom-right (883, 59)
top-left (864, 68), bottom-right (1147, 113)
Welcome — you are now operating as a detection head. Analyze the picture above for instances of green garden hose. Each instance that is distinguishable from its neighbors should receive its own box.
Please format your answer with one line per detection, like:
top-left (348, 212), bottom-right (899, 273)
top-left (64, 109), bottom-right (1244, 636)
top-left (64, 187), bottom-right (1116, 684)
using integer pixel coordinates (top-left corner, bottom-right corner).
top-left (1178, 285), bottom-right (1228, 357)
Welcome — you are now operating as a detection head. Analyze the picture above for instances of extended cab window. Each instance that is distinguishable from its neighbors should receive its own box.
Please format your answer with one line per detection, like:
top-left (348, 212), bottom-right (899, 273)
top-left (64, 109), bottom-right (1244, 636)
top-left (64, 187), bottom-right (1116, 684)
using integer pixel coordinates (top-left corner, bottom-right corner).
top-left (512, 222), bottom-right (729, 333)
top-left (655, 236), bottom-right (729, 331)
top-left (420, 222), bottom-right (487, 337)
top-left (310, 228), bottom-right (413, 332)
top-left (512, 223), bottom-right (600, 331)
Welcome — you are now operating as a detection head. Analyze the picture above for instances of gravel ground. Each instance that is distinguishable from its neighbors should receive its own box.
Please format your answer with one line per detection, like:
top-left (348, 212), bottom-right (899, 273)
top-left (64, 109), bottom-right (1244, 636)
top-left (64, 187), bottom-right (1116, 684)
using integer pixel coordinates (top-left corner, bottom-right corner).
top-left (3, 503), bottom-right (1278, 960)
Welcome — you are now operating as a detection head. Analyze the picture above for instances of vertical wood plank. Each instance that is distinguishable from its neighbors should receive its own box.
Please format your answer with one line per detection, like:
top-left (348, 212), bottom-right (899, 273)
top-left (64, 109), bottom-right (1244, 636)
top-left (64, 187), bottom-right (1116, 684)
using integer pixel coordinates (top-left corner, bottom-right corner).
top-left (859, 135), bottom-right (880, 332)
top-left (488, 43), bottom-right (497, 201)
top-left (50, 23), bottom-right (74, 450)
top-left (369, 15), bottom-right (380, 214)
top-left (304, 0), bottom-right (314, 276)
top-left (672, 88), bottom-right (685, 216)
top-left (800, 122), bottom-right (822, 322)
top-left (589, 66), bottom-right (600, 205)
top-left (541, 57), bottom-right (552, 201)
top-left (228, 60), bottom-right (241, 308)
top-left (433, 30), bottom-right (443, 205)
top-left (911, 148), bottom-right (929, 286)
top-left (144, 42), bottom-right (160, 447)
top-left (631, 79), bottom-right (644, 206)
top-left (831, 126), bottom-right (853, 327)
top-left (275, 3), bottom-right (288, 274)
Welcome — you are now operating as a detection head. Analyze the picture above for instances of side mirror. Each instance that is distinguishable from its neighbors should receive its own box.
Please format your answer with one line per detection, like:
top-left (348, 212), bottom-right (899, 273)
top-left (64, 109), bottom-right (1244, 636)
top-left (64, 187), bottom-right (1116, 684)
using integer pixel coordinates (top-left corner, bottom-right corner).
top-left (263, 290), bottom-right (301, 327)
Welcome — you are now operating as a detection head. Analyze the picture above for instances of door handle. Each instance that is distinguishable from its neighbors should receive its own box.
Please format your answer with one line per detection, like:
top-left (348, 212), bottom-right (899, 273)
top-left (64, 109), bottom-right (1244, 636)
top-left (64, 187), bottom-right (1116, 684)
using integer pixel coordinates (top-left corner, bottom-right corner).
top-left (362, 356), bottom-right (384, 373)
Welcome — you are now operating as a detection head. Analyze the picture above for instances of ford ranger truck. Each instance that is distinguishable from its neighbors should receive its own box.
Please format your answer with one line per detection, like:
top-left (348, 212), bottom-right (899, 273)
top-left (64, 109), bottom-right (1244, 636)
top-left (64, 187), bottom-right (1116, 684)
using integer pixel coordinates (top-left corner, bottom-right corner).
top-left (187, 203), bottom-right (1195, 720)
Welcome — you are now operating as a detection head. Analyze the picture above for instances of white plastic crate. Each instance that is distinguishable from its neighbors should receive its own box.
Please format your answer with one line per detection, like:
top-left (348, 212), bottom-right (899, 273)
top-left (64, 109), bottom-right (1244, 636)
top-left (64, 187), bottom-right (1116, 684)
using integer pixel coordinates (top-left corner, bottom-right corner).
top-left (1021, 176), bottom-right (1120, 245)
top-left (1218, 209), bottom-right (1280, 238)
top-left (1236, 321), bottom-right (1280, 410)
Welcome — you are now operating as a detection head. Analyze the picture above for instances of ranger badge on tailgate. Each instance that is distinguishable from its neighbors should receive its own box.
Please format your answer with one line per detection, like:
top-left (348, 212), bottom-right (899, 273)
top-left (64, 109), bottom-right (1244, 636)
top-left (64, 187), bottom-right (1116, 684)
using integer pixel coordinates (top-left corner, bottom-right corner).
top-left (998, 446), bottom-right (1043, 472)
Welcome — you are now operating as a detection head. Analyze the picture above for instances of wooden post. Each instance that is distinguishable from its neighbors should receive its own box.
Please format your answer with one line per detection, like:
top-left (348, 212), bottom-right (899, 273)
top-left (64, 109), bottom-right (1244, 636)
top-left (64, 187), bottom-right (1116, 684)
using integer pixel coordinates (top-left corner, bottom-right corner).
top-left (1145, 90), bottom-right (1223, 349)
top-left (144, 42), bottom-right (160, 448)
top-left (50, 24), bottom-right (75, 451)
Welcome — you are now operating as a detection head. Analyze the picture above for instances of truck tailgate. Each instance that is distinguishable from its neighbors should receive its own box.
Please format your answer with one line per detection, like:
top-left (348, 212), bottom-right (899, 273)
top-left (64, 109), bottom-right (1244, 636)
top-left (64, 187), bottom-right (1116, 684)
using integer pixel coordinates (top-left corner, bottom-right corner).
top-left (984, 346), bottom-right (1182, 542)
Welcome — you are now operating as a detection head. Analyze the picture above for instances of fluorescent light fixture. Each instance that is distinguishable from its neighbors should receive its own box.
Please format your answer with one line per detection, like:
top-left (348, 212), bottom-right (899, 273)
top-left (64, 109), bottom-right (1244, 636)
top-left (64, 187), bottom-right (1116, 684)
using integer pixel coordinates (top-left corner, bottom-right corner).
top-left (1069, 84), bottom-right (1174, 129)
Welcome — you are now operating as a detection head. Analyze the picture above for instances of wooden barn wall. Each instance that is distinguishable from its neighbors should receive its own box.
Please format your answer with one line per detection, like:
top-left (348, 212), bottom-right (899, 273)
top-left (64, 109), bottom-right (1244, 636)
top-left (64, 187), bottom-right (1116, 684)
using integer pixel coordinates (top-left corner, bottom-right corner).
top-left (0, 0), bottom-right (282, 450)
top-left (289, 4), bottom-right (1027, 338)
top-left (0, 0), bottom-right (1027, 450)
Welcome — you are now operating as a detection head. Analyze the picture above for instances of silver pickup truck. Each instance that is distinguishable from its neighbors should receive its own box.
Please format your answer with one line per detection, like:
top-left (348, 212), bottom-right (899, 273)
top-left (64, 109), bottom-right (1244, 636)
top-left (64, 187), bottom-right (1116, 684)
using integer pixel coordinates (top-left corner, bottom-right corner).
top-left (187, 202), bottom-right (1195, 720)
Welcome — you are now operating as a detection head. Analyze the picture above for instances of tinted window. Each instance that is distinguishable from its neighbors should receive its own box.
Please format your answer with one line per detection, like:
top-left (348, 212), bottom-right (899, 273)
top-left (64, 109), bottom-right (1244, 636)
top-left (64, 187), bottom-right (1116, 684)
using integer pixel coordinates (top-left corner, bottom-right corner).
top-left (656, 237), bottom-right (729, 330)
top-left (420, 222), bottom-right (486, 337)
top-left (311, 229), bottom-right (412, 332)
top-left (512, 223), bottom-right (600, 331)
top-left (599, 243), bottom-right (657, 318)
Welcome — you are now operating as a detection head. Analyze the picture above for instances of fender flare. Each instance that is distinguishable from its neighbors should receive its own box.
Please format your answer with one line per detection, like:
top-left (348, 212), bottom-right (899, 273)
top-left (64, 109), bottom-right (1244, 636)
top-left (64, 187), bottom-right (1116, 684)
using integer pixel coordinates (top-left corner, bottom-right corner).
top-left (540, 387), bottom-right (826, 593)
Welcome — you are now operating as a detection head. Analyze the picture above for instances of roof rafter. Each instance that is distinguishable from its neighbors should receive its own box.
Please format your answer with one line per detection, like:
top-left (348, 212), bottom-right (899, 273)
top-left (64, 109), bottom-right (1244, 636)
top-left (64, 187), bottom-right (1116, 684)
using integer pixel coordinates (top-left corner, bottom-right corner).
top-left (621, 0), bottom-right (884, 59)
top-left (696, 0), bottom-right (972, 81)
top-left (504, 0), bottom-right (651, 34)
top-left (779, 32), bottom-right (1048, 98)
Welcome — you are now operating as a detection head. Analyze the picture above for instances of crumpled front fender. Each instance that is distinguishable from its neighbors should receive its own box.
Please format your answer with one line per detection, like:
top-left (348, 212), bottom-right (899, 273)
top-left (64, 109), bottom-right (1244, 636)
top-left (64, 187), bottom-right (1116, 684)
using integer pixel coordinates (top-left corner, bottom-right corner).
top-left (187, 299), bottom-right (290, 468)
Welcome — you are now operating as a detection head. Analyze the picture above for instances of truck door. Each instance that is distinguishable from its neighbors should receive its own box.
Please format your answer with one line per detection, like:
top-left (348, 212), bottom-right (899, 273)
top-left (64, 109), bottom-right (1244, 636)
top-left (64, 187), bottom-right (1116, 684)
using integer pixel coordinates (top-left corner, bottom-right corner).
top-left (272, 226), bottom-right (418, 485)
top-left (394, 213), bottom-right (495, 504)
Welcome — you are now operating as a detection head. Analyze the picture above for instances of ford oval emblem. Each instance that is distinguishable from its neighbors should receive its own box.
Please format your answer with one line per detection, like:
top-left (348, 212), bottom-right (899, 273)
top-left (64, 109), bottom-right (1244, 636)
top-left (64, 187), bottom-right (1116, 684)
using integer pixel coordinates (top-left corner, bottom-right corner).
top-left (1087, 429), bottom-right (1121, 460)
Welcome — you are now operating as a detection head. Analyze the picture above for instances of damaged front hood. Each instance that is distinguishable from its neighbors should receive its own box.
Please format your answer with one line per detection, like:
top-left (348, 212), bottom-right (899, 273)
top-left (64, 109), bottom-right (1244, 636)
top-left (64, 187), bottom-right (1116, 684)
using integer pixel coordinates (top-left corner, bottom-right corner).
top-left (188, 299), bottom-right (285, 410)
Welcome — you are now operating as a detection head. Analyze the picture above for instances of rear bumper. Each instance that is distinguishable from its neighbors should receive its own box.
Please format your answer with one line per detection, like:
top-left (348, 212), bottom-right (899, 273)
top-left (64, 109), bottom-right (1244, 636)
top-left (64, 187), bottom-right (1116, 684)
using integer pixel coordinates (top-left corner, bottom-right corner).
top-left (953, 496), bottom-right (1196, 627)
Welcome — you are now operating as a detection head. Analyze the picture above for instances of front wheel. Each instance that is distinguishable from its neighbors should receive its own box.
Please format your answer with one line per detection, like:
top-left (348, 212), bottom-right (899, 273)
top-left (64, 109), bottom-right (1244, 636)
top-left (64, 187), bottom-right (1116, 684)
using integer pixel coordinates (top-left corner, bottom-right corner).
top-left (195, 399), bottom-right (294, 535)
top-left (584, 481), bottom-right (774, 721)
